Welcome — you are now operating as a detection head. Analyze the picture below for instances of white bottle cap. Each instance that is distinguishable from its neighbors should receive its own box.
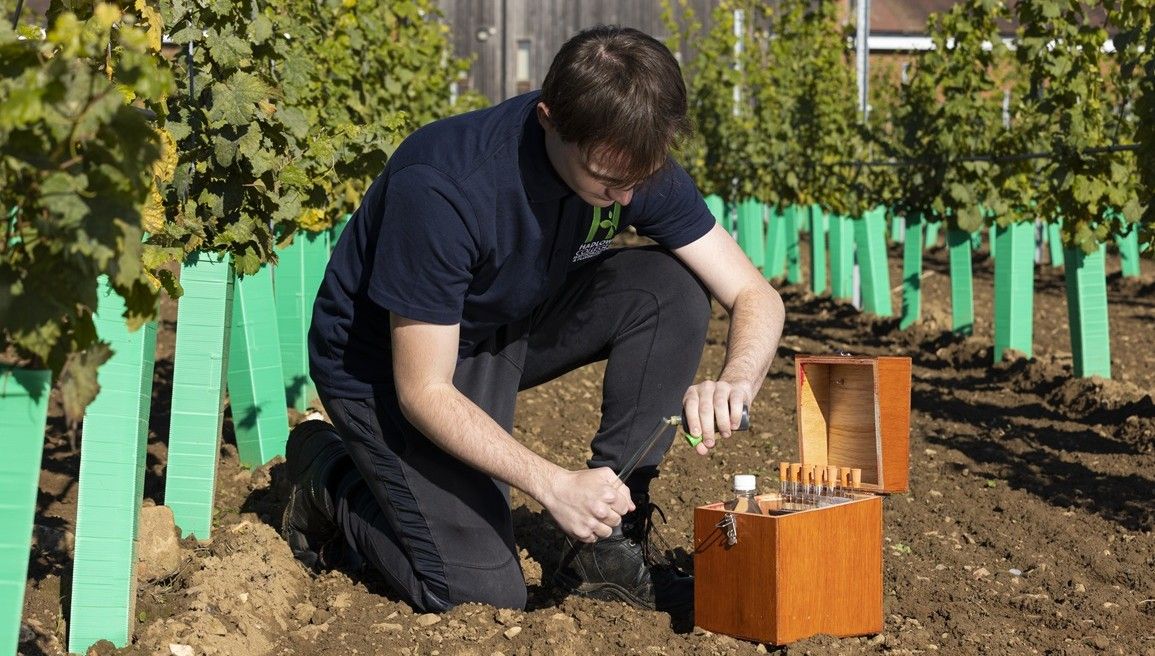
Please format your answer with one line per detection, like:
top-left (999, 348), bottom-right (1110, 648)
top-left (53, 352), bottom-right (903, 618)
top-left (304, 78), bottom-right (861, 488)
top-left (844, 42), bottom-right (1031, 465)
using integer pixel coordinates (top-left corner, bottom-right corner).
top-left (733, 474), bottom-right (757, 492)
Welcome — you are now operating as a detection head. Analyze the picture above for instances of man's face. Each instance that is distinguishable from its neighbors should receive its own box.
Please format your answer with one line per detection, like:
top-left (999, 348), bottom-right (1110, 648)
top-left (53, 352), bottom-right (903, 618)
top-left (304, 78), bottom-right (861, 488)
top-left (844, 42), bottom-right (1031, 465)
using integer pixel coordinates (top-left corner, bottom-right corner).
top-left (536, 103), bottom-right (644, 208)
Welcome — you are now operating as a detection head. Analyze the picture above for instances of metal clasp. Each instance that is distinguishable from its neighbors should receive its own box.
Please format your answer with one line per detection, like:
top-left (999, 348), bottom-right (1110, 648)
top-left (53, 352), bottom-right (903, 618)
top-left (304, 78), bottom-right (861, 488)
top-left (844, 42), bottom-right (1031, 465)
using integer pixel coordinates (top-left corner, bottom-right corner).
top-left (717, 513), bottom-right (738, 546)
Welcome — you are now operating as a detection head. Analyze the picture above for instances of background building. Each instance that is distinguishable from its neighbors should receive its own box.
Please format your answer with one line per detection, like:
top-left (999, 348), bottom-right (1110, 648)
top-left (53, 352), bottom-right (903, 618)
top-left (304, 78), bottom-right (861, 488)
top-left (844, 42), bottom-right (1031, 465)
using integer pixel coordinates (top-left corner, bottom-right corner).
top-left (437, 0), bottom-right (1016, 104)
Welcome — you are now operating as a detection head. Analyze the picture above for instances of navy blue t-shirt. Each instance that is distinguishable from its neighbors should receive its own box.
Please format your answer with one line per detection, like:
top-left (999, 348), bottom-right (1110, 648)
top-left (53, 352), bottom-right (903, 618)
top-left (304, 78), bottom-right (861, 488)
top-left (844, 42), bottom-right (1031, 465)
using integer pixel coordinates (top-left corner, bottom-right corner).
top-left (309, 92), bottom-right (715, 398)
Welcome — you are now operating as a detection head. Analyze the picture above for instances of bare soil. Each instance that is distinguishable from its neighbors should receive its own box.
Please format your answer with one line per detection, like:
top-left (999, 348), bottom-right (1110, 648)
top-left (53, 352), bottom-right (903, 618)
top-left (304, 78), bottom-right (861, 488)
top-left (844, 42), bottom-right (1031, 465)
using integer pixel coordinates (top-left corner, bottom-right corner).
top-left (21, 236), bottom-right (1155, 656)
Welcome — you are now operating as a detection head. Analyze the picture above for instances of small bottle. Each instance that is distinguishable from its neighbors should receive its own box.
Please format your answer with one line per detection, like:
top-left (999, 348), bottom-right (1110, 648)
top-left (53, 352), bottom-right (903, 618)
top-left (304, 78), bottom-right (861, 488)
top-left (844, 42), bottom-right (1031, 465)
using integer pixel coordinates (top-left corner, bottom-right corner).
top-left (724, 474), bottom-right (763, 514)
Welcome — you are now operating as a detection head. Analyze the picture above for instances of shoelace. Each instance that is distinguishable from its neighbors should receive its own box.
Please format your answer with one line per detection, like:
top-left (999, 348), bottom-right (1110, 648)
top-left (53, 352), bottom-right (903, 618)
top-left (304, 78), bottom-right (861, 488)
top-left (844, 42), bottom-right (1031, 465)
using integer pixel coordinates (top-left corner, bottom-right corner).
top-left (624, 502), bottom-right (689, 575)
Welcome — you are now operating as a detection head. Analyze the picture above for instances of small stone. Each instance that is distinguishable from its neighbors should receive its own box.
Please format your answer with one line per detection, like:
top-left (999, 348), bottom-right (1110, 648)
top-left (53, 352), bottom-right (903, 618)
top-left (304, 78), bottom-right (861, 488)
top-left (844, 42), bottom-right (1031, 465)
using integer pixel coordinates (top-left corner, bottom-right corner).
top-left (1075, 583), bottom-right (1087, 593)
top-left (929, 490), bottom-right (943, 497)
top-left (169, 645), bottom-right (195, 656)
top-left (495, 608), bottom-right (518, 625)
top-left (1089, 635), bottom-right (1111, 650)
top-left (868, 634), bottom-right (886, 646)
top-left (311, 609), bottom-right (332, 625)
top-left (416, 613), bottom-right (441, 627)
top-left (972, 568), bottom-right (991, 579)
top-left (329, 592), bottom-right (353, 610)
top-left (294, 603), bottom-right (318, 624)
top-left (1008, 569), bottom-right (1022, 577)
top-left (138, 506), bottom-right (182, 582)
top-left (372, 623), bottom-right (403, 633)
top-left (238, 592), bottom-right (249, 604)
top-left (503, 626), bottom-right (522, 639)
top-left (756, 644), bottom-right (768, 653)
top-left (935, 564), bottom-right (946, 571)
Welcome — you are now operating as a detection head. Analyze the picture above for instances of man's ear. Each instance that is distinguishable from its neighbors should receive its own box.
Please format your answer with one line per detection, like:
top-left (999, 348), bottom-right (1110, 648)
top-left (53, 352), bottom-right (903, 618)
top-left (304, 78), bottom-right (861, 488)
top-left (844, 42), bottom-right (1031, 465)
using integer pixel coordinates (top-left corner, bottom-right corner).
top-left (536, 102), bottom-right (554, 132)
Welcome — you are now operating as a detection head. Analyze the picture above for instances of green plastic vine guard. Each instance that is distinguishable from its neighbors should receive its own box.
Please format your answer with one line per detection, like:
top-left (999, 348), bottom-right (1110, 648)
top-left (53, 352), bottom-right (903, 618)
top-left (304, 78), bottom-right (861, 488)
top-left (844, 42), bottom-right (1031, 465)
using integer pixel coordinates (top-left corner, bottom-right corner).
top-left (854, 207), bottom-right (892, 316)
top-left (276, 231), bottom-right (330, 411)
top-left (925, 221), bottom-right (941, 251)
top-left (1064, 244), bottom-right (1111, 378)
top-left (809, 205), bottom-right (827, 294)
top-left (993, 222), bottom-right (1035, 361)
top-left (0, 367), bottom-right (50, 656)
top-left (900, 215), bottom-right (924, 330)
top-left (785, 205), bottom-right (803, 285)
top-left (947, 228), bottom-right (975, 335)
top-left (704, 194), bottom-right (725, 226)
top-left (68, 278), bottom-right (158, 652)
top-left (737, 199), bottom-right (766, 269)
top-left (329, 213), bottom-right (352, 251)
top-left (764, 205), bottom-right (786, 280)
top-left (165, 251), bottom-right (234, 539)
top-left (1047, 222), bottom-right (1063, 268)
top-left (1117, 228), bottom-right (1140, 279)
top-left (724, 202), bottom-right (738, 235)
top-left (890, 214), bottom-right (905, 243)
top-left (228, 264), bottom-right (290, 467)
top-left (829, 214), bottom-right (855, 301)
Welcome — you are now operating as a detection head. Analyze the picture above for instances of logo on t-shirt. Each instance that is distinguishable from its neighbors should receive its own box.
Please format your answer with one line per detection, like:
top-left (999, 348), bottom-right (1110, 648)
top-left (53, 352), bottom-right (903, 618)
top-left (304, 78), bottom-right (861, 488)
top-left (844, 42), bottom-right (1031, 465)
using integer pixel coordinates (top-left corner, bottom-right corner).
top-left (573, 203), bottom-right (621, 263)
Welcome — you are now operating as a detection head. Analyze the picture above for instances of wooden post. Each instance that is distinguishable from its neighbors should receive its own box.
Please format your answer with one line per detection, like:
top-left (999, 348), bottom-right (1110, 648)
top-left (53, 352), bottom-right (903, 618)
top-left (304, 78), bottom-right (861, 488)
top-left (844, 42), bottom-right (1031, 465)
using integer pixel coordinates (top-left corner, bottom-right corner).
top-left (829, 215), bottom-right (855, 301)
top-left (228, 264), bottom-right (290, 467)
top-left (899, 215), bottom-right (924, 330)
top-left (764, 205), bottom-right (786, 281)
top-left (947, 228), bottom-right (975, 336)
top-left (993, 222), bottom-right (1035, 361)
top-left (0, 367), bottom-right (51, 656)
top-left (854, 207), bottom-right (892, 317)
top-left (165, 251), bottom-right (234, 539)
top-left (809, 205), bottom-right (828, 295)
top-left (275, 231), bottom-right (329, 411)
top-left (737, 199), bottom-right (766, 269)
top-left (1064, 244), bottom-right (1111, 378)
top-left (69, 278), bottom-right (158, 652)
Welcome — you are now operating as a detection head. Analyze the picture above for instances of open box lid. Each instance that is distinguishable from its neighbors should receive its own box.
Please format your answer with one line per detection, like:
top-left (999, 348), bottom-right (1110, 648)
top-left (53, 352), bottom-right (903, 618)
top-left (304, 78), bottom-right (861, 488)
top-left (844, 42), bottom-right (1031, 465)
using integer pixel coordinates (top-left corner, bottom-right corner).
top-left (795, 355), bottom-right (912, 494)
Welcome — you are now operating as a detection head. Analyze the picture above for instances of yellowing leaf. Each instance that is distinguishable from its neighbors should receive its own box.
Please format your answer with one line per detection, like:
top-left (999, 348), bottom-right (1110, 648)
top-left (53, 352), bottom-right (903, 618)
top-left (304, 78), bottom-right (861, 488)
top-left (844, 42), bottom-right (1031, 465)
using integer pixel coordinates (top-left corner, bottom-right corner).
top-left (298, 208), bottom-right (328, 232)
top-left (133, 1), bottom-right (165, 52)
top-left (142, 183), bottom-right (166, 233)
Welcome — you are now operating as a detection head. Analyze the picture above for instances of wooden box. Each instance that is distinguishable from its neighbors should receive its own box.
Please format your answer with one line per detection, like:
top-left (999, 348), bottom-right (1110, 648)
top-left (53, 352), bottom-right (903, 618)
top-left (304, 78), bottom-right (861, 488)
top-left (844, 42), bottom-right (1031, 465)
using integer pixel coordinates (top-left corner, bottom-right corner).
top-left (693, 355), bottom-right (912, 645)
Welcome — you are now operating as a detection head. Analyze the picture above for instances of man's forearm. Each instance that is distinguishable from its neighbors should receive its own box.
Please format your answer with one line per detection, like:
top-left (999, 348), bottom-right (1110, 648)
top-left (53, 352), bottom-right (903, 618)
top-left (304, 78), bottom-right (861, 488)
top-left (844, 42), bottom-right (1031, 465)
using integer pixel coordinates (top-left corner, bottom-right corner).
top-left (719, 284), bottom-right (785, 396)
top-left (397, 382), bottom-right (563, 504)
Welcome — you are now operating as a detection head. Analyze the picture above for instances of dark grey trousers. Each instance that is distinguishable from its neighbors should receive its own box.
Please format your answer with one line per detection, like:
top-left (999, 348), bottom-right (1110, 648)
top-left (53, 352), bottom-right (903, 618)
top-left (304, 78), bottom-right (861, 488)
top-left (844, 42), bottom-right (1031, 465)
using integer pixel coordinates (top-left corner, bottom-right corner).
top-left (317, 247), bottom-right (710, 611)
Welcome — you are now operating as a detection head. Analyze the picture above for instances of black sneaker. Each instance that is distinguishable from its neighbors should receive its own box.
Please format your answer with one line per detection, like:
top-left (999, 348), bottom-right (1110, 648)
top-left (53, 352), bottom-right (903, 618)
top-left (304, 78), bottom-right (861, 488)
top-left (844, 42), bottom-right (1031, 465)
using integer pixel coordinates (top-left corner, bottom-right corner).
top-left (281, 419), bottom-right (348, 569)
top-left (554, 499), bottom-right (694, 616)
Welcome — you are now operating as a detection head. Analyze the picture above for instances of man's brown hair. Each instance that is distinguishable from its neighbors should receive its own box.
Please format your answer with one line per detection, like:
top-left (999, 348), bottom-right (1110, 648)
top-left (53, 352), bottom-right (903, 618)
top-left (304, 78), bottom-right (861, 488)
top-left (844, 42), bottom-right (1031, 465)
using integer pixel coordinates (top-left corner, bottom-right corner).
top-left (540, 25), bottom-right (691, 188)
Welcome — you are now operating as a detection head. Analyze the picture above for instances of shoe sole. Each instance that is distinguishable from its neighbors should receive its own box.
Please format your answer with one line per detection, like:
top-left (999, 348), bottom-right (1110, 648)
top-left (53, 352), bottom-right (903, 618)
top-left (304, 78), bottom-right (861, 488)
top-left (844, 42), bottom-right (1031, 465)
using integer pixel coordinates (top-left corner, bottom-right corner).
top-left (554, 569), bottom-right (694, 615)
top-left (554, 570), bottom-right (655, 610)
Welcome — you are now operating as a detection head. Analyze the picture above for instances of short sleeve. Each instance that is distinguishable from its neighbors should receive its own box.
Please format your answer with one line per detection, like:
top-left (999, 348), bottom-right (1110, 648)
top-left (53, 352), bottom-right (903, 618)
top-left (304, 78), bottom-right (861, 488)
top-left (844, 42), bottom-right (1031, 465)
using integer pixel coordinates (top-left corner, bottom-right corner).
top-left (628, 160), bottom-right (716, 249)
top-left (366, 165), bottom-right (479, 325)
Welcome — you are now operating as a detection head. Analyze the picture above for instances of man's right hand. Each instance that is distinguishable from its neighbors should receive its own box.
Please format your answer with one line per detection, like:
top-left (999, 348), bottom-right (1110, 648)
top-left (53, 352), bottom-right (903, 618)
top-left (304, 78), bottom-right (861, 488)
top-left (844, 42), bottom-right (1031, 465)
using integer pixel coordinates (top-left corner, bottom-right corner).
top-left (542, 467), bottom-right (635, 543)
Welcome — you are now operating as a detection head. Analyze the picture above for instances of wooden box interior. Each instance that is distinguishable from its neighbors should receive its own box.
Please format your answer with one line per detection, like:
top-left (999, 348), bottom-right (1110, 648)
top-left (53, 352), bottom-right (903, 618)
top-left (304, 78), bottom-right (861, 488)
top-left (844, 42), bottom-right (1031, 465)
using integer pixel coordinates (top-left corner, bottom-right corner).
top-left (796, 356), bottom-right (911, 493)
